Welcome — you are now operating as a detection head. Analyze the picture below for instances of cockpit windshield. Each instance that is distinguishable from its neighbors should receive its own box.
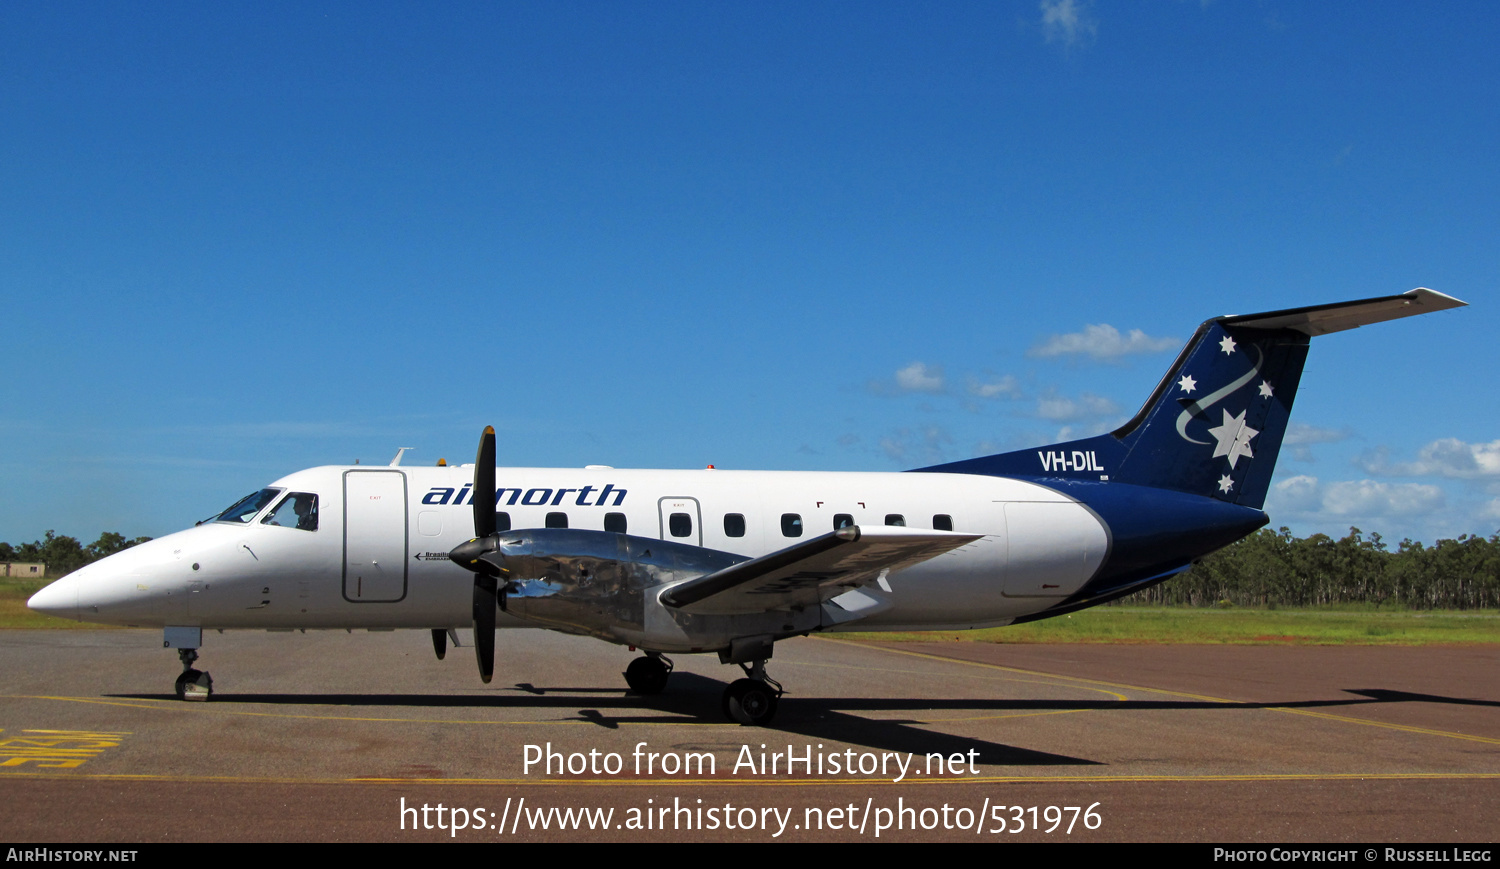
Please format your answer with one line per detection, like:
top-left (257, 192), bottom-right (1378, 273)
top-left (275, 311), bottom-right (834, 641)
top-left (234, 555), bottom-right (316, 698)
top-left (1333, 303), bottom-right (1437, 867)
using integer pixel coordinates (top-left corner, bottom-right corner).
top-left (214, 488), bottom-right (284, 524)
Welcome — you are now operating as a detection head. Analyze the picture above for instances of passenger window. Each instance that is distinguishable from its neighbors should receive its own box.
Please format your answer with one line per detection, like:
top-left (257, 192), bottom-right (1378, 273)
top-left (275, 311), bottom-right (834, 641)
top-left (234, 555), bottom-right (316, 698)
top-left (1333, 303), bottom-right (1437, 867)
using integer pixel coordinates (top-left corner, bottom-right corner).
top-left (669, 512), bottom-right (692, 537)
top-left (933, 514), bottom-right (953, 531)
top-left (496, 512), bottom-right (512, 532)
top-left (604, 513), bottom-right (627, 533)
top-left (833, 513), bottom-right (854, 531)
top-left (262, 493), bottom-right (319, 531)
top-left (781, 514), bottom-right (803, 537)
top-left (724, 514), bottom-right (746, 537)
top-left (885, 514), bottom-right (905, 527)
top-left (545, 512), bottom-right (568, 529)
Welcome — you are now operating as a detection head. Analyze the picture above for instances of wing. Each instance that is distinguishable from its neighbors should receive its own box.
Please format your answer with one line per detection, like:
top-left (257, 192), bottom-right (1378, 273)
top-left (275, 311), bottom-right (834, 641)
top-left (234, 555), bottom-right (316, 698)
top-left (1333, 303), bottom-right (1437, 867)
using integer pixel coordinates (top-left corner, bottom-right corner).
top-left (659, 525), bottom-right (982, 616)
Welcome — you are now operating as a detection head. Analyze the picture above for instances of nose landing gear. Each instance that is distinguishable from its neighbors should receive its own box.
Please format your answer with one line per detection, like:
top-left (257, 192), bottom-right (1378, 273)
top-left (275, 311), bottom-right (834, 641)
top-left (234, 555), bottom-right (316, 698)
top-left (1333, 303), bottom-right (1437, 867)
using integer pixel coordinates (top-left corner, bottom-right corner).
top-left (624, 653), bottom-right (673, 695)
top-left (174, 648), bottom-right (213, 701)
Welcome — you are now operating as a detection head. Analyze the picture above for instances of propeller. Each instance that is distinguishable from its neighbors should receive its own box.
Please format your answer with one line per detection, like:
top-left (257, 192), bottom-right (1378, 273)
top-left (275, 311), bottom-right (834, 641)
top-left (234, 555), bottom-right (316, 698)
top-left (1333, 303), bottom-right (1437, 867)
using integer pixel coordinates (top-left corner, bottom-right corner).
top-left (448, 426), bottom-right (506, 684)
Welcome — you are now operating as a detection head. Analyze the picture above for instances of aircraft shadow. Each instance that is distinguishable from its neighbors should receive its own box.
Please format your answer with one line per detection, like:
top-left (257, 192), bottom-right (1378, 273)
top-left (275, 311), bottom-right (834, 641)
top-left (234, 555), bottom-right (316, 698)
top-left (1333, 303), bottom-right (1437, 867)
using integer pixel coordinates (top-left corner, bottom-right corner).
top-left (106, 678), bottom-right (1487, 767)
top-left (1345, 688), bottom-right (1500, 708)
top-left (108, 676), bottom-right (1491, 717)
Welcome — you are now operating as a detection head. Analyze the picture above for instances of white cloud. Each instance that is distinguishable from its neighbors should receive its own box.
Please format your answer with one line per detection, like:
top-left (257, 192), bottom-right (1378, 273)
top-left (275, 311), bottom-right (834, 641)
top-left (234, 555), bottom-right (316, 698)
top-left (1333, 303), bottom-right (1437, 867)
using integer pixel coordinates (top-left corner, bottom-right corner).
top-left (1284, 422), bottom-right (1354, 462)
top-left (878, 426), bottom-right (955, 465)
top-left (895, 361), bottom-right (944, 393)
top-left (1272, 474), bottom-right (1323, 511)
top-left (1039, 0), bottom-right (1098, 49)
top-left (1285, 423), bottom-right (1352, 446)
top-left (1357, 438), bottom-right (1500, 479)
top-left (1053, 420), bottom-right (1119, 441)
top-left (871, 361), bottom-right (945, 395)
top-left (967, 374), bottom-right (1021, 399)
top-left (1028, 324), bottom-right (1178, 362)
top-left (1323, 480), bottom-right (1446, 516)
top-left (1035, 391), bottom-right (1120, 422)
top-left (1269, 475), bottom-right (1446, 518)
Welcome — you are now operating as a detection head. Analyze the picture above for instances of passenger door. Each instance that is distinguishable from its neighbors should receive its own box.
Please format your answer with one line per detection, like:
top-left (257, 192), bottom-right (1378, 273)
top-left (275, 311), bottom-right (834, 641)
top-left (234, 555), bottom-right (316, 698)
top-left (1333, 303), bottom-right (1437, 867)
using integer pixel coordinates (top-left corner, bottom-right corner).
top-left (343, 470), bottom-right (408, 602)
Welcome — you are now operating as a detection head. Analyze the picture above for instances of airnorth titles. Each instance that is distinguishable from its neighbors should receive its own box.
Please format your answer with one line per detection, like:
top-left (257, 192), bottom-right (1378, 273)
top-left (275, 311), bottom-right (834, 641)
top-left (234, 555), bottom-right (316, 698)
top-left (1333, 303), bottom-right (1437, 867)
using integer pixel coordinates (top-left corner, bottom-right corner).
top-left (421, 484), bottom-right (627, 508)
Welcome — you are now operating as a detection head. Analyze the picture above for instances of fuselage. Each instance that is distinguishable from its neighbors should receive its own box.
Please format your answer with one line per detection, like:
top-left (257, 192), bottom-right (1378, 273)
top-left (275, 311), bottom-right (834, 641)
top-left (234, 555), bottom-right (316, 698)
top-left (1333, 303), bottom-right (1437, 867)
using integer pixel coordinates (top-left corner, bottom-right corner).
top-left (35, 463), bottom-right (1151, 649)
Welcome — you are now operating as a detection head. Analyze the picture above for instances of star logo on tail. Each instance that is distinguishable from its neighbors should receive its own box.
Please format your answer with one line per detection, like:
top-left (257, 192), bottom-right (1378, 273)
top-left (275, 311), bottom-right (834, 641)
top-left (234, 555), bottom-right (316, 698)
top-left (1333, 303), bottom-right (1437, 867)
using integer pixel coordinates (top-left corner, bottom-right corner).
top-left (1206, 408), bottom-right (1257, 469)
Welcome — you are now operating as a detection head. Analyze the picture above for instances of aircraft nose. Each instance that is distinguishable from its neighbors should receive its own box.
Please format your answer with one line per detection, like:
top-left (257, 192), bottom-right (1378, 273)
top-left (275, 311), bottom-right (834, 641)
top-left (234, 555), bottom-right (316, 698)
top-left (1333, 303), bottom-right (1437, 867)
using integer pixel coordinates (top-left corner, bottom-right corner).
top-left (27, 575), bottom-right (79, 621)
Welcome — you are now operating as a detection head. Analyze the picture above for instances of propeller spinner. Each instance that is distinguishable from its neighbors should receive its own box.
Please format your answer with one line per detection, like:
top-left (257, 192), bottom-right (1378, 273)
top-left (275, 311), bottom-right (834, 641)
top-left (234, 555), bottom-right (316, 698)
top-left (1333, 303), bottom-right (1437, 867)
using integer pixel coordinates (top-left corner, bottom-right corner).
top-left (448, 426), bottom-right (505, 683)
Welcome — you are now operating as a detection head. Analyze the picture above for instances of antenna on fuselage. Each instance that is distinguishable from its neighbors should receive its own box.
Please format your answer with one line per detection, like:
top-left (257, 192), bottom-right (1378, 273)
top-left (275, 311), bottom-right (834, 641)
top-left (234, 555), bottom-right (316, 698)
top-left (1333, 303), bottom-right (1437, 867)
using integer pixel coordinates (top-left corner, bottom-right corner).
top-left (389, 447), bottom-right (415, 467)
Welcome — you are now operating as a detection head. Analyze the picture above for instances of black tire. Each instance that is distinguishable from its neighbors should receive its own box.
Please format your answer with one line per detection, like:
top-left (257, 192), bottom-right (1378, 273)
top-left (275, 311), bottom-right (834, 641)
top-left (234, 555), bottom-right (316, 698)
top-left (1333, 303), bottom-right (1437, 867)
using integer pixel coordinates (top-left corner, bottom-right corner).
top-left (624, 656), bottom-right (670, 695)
top-left (724, 678), bottom-right (778, 726)
top-left (174, 669), bottom-right (212, 701)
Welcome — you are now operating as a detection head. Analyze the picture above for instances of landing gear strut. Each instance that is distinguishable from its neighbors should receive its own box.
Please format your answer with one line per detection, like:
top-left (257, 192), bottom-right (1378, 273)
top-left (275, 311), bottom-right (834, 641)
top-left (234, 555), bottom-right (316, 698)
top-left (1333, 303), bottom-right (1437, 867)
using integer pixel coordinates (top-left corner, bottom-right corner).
top-left (722, 659), bottom-right (781, 726)
top-left (624, 653), bottom-right (673, 695)
top-left (174, 648), bottom-right (212, 701)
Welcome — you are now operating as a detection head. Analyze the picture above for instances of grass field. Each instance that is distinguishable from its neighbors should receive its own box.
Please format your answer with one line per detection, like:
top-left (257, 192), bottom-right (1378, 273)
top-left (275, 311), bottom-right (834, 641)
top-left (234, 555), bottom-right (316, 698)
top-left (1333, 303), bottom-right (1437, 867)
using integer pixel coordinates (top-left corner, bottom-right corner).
top-left (839, 605), bottom-right (1500, 645)
top-left (4, 577), bottom-right (1498, 643)
top-left (0, 578), bottom-right (110, 629)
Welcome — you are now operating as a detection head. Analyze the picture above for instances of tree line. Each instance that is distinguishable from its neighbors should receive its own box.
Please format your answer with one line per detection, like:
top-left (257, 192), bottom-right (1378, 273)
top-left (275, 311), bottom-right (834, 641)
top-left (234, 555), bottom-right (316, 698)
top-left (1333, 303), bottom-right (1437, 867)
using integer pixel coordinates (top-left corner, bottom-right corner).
top-left (0, 531), bottom-right (153, 578)
top-left (1127, 527), bottom-right (1500, 610)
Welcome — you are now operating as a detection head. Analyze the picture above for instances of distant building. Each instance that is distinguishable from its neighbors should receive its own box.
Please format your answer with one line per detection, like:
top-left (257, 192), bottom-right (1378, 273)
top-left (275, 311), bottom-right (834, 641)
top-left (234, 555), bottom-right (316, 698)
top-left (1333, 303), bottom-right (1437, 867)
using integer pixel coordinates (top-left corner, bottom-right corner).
top-left (2, 563), bottom-right (45, 579)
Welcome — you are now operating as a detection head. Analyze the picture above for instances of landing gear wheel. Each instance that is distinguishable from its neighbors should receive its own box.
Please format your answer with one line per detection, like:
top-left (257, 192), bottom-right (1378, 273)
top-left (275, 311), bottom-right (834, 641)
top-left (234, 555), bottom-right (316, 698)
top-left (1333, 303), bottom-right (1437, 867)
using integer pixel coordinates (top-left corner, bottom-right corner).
top-left (724, 678), bottom-right (778, 726)
top-left (173, 647), bottom-right (212, 701)
top-left (624, 655), bottom-right (672, 695)
top-left (174, 668), bottom-right (212, 701)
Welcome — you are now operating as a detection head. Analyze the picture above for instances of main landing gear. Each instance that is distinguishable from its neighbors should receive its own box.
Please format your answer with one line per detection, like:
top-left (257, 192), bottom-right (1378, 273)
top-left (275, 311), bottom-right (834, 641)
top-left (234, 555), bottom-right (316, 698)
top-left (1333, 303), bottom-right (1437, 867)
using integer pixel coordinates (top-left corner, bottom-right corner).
top-left (722, 660), bottom-right (781, 727)
top-left (623, 652), bottom-right (780, 725)
top-left (174, 648), bottom-right (213, 701)
top-left (624, 653), bottom-right (673, 695)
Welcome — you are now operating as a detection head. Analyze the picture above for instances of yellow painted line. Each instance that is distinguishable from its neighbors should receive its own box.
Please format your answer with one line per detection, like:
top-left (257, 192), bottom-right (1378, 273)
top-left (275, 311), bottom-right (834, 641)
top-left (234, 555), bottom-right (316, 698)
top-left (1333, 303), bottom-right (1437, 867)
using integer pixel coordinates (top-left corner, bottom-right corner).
top-left (821, 640), bottom-right (1234, 704)
top-left (908, 708), bottom-right (1092, 725)
top-left (832, 640), bottom-right (1500, 747)
top-left (2, 770), bottom-right (1498, 787)
top-left (4, 689), bottom-right (1105, 728)
top-left (2, 695), bottom-right (172, 711)
top-left (783, 657), bottom-right (1134, 704)
top-left (1268, 707), bottom-right (1500, 746)
top-left (1, 694), bottom-right (736, 727)
top-left (0, 728), bottom-right (130, 770)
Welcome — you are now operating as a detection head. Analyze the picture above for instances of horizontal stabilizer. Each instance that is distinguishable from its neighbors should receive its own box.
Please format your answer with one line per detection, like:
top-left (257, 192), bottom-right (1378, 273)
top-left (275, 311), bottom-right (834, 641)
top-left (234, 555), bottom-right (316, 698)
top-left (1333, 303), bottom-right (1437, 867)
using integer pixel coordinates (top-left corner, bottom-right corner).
top-left (660, 526), bottom-right (980, 616)
top-left (1222, 288), bottom-right (1465, 336)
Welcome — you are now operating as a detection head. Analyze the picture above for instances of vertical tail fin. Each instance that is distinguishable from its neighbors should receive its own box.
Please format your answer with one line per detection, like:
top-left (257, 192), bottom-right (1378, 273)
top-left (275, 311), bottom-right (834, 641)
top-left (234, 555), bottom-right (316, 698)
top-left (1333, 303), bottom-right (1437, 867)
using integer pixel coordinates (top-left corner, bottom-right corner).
top-left (917, 289), bottom-right (1465, 509)
top-left (1104, 315), bottom-right (1307, 507)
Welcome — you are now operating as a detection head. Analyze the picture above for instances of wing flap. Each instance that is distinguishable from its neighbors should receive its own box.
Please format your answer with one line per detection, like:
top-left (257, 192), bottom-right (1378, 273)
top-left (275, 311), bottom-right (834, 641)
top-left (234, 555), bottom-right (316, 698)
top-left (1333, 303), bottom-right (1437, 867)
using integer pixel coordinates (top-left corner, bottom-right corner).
top-left (660, 525), bottom-right (981, 616)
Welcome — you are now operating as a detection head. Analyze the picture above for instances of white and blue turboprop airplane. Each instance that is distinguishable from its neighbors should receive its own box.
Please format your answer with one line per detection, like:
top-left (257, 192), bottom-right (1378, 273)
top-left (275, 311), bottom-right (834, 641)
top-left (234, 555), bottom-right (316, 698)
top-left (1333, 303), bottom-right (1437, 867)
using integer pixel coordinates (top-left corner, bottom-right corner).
top-left (29, 289), bottom-right (1465, 724)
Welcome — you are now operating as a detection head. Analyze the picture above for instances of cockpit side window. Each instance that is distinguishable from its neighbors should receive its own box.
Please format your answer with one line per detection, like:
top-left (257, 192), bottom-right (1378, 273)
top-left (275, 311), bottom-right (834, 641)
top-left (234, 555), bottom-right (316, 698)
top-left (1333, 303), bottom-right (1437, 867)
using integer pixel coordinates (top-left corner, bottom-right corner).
top-left (215, 488), bottom-right (284, 524)
top-left (262, 493), bottom-right (319, 531)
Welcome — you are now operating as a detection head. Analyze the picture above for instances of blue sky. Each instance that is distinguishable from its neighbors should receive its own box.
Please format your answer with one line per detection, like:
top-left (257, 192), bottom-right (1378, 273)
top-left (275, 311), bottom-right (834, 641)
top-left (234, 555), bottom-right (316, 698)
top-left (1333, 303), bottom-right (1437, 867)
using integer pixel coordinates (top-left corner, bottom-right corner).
top-left (3, 1), bottom-right (1496, 545)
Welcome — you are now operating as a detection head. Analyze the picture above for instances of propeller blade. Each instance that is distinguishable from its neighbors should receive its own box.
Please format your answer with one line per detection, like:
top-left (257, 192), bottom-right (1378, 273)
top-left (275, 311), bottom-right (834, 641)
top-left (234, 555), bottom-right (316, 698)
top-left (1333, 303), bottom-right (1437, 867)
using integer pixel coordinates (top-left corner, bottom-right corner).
top-left (453, 425), bottom-right (501, 684)
top-left (474, 426), bottom-right (496, 539)
top-left (431, 628), bottom-right (447, 661)
top-left (473, 575), bottom-right (497, 683)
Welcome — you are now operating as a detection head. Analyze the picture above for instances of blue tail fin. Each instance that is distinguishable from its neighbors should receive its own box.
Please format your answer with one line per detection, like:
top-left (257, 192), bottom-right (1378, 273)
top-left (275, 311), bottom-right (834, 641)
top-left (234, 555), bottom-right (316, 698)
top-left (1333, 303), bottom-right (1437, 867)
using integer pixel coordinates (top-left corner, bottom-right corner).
top-left (917, 289), bottom-right (1464, 509)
